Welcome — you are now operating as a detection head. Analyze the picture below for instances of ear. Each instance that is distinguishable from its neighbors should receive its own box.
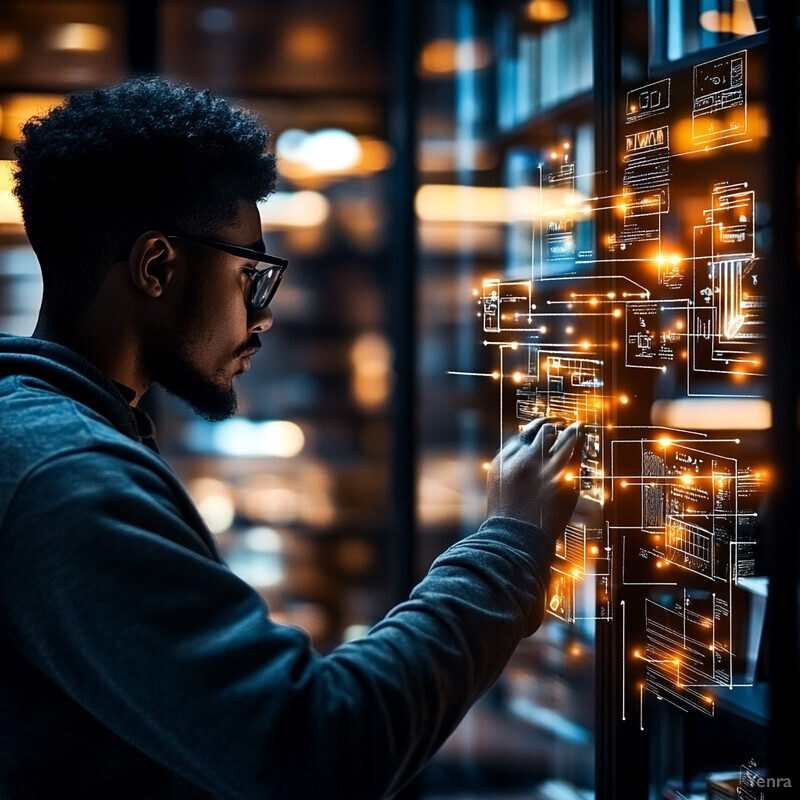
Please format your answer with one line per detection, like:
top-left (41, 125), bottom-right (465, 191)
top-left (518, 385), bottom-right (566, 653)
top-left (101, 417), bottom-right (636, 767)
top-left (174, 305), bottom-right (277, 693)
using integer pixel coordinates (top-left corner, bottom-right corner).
top-left (128, 231), bottom-right (177, 299)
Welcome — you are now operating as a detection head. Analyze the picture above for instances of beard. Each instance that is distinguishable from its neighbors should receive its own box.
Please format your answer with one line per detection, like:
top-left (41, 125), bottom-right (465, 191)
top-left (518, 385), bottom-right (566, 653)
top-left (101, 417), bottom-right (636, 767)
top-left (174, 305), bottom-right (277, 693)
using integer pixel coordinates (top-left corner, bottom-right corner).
top-left (157, 350), bottom-right (240, 422)
top-left (151, 281), bottom-right (248, 422)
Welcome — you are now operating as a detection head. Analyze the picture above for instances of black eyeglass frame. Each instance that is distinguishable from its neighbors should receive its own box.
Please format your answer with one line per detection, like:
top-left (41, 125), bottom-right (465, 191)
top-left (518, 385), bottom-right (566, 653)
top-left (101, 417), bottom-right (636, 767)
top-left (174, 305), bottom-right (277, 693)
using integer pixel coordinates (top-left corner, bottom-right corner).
top-left (166, 233), bottom-right (288, 311)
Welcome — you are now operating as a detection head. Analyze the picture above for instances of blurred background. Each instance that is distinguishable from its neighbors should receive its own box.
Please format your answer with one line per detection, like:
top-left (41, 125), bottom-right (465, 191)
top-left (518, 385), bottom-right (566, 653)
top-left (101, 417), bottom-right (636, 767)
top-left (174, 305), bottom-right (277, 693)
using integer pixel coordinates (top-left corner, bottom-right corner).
top-left (0, 2), bottom-right (795, 799)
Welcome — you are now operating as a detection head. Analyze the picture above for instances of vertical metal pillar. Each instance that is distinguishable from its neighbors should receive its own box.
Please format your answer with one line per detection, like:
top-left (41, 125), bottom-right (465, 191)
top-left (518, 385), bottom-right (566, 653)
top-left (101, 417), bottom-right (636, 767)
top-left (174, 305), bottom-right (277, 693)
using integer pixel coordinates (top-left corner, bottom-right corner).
top-left (387, 0), bottom-right (419, 618)
top-left (594, 1), bottom-right (648, 797)
top-left (388, 2), bottom-right (420, 796)
top-left (765, 0), bottom-right (799, 793)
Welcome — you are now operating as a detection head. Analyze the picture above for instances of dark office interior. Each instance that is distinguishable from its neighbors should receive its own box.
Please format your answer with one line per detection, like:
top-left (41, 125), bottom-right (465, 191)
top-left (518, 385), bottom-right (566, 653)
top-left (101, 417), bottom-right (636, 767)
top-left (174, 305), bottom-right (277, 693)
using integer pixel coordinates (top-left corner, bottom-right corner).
top-left (0, 1), bottom-right (797, 798)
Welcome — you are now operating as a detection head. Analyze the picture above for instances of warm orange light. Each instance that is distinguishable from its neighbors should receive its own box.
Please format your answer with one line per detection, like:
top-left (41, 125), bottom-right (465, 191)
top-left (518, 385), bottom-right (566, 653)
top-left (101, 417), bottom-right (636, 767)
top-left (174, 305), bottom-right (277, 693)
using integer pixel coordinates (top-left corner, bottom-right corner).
top-left (619, 395), bottom-right (629, 404)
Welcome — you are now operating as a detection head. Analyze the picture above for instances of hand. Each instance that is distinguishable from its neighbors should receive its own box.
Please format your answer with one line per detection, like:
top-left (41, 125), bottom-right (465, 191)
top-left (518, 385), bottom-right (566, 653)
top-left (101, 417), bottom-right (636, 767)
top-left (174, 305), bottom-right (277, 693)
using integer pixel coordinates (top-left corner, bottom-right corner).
top-left (486, 417), bottom-right (584, 541)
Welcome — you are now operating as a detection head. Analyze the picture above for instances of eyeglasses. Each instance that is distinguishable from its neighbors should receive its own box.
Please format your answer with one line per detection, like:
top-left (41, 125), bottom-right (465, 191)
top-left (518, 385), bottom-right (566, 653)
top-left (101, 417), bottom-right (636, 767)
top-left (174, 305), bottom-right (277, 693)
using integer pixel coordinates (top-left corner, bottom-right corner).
top-left (167, 233), bottom-right (288, 311)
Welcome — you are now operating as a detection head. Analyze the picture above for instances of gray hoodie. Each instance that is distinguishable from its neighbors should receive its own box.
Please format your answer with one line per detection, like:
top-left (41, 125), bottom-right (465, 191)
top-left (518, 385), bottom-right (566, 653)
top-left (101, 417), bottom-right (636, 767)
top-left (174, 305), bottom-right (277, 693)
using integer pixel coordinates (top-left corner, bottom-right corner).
top-left (0, 332), bottom-right (553, 799)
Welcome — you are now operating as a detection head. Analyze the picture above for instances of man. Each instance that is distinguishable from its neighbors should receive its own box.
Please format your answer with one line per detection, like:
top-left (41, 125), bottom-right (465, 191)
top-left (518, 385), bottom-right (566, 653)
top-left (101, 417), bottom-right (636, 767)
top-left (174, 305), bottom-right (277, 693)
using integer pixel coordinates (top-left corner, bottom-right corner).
top-left (0, 78), bottom-right (583, 799)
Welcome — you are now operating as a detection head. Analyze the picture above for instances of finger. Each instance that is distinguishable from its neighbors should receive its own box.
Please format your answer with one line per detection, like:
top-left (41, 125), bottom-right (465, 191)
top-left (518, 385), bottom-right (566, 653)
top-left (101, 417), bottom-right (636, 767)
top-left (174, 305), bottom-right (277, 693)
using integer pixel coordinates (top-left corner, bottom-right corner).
top-left (537, 420), bottom-right (563, 454)
top-left (548, 422), bottom-right (585, 470)
top-left (519, 416), bottom-right (564, 445)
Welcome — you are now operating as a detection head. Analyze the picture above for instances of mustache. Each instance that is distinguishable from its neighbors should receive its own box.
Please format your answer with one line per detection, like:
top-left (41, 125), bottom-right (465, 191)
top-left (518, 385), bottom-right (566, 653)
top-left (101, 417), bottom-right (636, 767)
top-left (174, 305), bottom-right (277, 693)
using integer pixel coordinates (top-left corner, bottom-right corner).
top-left (234, 336), bottom-right (261, 358)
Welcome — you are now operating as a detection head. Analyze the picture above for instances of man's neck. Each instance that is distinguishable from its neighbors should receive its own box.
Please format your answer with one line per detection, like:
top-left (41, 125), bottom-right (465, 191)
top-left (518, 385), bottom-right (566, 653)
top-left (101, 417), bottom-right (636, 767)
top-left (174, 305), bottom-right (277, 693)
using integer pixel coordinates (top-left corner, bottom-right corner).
top-left (32, 304), bottom-right (149, 406)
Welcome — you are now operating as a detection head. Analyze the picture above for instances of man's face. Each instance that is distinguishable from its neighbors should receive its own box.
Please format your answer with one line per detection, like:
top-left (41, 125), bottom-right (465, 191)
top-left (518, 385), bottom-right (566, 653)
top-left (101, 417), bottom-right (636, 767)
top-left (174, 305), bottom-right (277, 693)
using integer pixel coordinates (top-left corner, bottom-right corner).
top-left (153, 199), bottom-right (273, 421)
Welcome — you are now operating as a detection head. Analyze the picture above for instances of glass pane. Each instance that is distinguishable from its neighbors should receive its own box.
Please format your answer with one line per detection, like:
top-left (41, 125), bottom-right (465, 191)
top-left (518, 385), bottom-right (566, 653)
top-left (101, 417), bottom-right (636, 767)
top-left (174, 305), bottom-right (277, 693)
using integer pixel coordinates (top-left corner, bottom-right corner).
top-left (416, 0), bottom-right (597, 795)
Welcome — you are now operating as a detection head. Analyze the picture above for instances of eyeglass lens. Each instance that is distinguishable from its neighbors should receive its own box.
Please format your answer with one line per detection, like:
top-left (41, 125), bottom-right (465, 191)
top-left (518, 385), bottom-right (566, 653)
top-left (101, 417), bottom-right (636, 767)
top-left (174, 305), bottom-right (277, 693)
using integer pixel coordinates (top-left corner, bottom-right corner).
top-left (250, 266), bottom-right (283, 310)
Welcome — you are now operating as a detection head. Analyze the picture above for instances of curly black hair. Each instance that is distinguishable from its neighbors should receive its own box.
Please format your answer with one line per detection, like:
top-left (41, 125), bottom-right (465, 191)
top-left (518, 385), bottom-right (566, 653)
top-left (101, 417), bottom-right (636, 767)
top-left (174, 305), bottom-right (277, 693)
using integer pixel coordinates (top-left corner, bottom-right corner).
top-left (13, 77), bottom-right (278, 313)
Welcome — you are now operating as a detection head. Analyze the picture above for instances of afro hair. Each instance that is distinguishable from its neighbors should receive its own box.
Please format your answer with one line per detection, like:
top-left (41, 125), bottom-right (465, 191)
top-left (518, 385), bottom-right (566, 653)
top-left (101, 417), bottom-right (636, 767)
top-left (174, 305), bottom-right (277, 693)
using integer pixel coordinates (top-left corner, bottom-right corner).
top-left (13, 77), bottom-right (278, 311)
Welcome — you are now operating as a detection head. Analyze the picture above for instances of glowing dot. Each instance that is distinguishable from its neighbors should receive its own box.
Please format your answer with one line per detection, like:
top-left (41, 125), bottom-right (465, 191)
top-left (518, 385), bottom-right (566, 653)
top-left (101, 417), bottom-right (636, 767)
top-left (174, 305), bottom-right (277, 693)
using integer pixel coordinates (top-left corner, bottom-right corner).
top-left (473, 288), bottom-right (479, 296)
top-left (565, 472), bottom-right (575, 482)
top-left (540, 326), bottom-right (547, 334)
top-left (613, 308), bottom-right (622, 318)
top-left (680, 473), bottom-right (693, 485)
top-left (619, 395), bottom-right (629, 404)
top-left (659, 437), bottom-right (671, 447)
top-left (589, 297), bottom-right (598, 306)
top-left (581, 341), bottom-right (590, 350)
top-left (656, 560), bottom-right (663, 568)
top-left (511, 342), bottom-right (518, 350)
top-left (621, 480), bottom-right (628, 488)
top-left (513, 372), bottom-right (522, 383)
top-left (551, 151), bottom-right (558, 159)
top-left (483, 462), bottom-right (491, 470)
top-left (634, 649), bottom-right (641, 658)
top-left (565, 326), bottom-right (574, 334)
top-left (492, 371), bottom-right (500, 379)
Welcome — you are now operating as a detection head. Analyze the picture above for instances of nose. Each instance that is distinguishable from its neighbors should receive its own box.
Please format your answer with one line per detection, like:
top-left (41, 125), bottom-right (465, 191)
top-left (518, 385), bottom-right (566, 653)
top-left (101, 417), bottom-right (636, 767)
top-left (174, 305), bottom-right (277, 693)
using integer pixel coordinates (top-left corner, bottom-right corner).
top-left (248, 306), bottom-right (273, 333)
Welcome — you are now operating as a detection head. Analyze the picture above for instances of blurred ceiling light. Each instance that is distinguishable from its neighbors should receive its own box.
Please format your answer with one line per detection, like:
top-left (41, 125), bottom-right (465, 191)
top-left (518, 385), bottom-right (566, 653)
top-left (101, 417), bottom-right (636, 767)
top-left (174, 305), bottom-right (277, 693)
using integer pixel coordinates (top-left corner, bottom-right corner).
top-left (277, 128), bottom-right (362, 175)
top-left (285, 24), bottom-right (334, 61)
top-left (418, 37), bottom-right (492, 76)
top-left (198, 7), bottom-right (236, 33)
top-left (415, 184), bottom-right (582, 224)
top-left (699, 0), bottom-right (757, 35)
top-left (0, 161), bottom-right (23, 225)
top-left (357, 137), bottom-right (394, 172)
top-left (525, 0), bottom-right (571, 23)
top-left (1, 95), bottom-right (63, 141)
top-left (216, 419), bottom-right (305, 458)
top-left (46, 23), bottom-right (110, 52)
top-left (186, 419), bottom-right (305, 457)
top-left (350, 332), bottom-right (392, 409)
top-left (187, 477), bottom-right (235, 534)
top-left (258, 191), bottom-right (329, 228)
top-left (242, 525), bottom-right (283, 553)
top-left (651, 397), bottom-right (771, 430)
top-left (0, 33), bottom-right (22, 64)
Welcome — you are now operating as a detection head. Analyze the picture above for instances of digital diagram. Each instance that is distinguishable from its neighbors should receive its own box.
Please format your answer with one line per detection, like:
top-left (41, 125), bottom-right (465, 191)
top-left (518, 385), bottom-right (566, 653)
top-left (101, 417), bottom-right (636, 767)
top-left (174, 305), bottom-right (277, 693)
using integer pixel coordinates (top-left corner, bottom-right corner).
top-left (464, 47), bottom-right (767, 727)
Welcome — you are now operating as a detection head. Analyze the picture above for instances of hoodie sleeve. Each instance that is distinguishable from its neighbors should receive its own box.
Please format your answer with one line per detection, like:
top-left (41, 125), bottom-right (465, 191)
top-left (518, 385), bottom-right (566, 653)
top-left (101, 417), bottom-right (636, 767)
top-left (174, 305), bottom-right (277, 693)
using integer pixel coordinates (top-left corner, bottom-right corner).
top-left (0, 446), bottom-right (555, 800)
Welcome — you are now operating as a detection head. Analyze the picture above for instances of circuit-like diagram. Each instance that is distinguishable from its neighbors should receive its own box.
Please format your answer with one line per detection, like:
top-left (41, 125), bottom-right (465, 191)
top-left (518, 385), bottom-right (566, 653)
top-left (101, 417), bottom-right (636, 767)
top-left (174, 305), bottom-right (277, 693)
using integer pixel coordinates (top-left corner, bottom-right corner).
top-left (468, 48), bottom-right (767, 725)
